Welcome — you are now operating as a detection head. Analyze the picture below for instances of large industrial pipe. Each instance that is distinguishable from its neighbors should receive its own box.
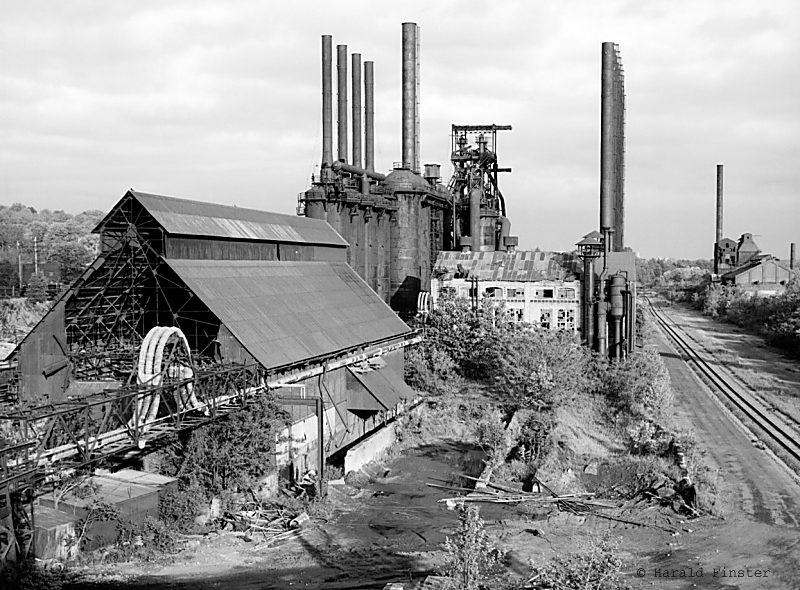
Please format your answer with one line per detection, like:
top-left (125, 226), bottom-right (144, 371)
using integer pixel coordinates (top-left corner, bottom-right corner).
top-left (469, 187), bottom-right (482, 250)
top-left (582, 258), bottom-right (595, 348)
top-left (791, 242), bottom-right (796, 270)
top-left (332, 160), bottom-right (386, 181)
top-left (352, 53), bottom-right (362, 169)
top-left (364, 60), bottom-right (375, 171)
top-left (321, 35), bottom-right (333, 169)
top-left (715, 163), bottom-right (724, 274)
top-left (600, 42), bottom-right (615, 238)
top-left (401, 22), bottom-right (417, 170)
top-left (337, 44), bottom-right (348, 163)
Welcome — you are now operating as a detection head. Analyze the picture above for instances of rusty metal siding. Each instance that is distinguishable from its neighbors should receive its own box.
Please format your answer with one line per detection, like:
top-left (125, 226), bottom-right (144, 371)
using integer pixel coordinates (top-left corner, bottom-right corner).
top-left (125, 191), bottom-right (348, 247)
top-left (165, 237), bottom-right (279, 261)
top-left (435, 250), bottom-right (581, 282)
top-left (18, 301), bottom-right (68, 404)
top-left (165, 259), bottom-right (410, 370)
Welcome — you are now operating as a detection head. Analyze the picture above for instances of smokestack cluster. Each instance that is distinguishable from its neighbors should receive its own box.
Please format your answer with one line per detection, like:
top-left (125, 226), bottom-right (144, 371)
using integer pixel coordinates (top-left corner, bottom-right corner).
top-left (320, 36), bottom-right (376, 174)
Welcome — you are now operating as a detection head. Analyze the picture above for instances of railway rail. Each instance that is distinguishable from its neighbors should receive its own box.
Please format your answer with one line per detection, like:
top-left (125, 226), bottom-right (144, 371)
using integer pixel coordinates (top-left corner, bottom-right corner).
top-left (645, 297), bottom-right (800, 467)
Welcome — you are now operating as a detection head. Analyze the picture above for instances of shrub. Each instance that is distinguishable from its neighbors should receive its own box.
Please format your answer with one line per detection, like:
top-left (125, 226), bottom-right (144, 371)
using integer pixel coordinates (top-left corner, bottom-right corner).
top-left (441, 505), bottom-right (509, 590)
top-left (526, 534), bottom-right (630, 590)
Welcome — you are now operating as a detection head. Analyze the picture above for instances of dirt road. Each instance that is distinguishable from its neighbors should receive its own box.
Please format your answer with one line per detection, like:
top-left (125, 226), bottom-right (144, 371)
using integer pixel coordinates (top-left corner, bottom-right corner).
top-left (630, 309), bottom-right (800, 589)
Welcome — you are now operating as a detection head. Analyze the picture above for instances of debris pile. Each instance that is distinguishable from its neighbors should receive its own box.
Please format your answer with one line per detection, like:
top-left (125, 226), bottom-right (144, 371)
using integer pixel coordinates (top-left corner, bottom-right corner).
top-left (431, 472), bottom-right (706, 535)
top-left (221, 503), bottom-right (308, 550)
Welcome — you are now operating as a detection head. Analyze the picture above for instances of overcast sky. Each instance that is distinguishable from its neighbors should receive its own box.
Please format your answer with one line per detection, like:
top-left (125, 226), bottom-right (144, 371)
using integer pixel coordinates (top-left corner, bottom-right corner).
top-left (1, 0), bottom-right (797, 259)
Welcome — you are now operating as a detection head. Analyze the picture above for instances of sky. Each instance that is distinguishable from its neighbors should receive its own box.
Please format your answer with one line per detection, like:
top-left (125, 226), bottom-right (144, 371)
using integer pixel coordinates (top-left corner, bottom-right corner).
top-left (1, 0), bottom-right (797, 260)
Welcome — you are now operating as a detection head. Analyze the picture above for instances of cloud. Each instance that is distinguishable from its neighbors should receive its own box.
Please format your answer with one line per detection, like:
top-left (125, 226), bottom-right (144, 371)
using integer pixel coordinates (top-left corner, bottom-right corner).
top-left (1, 0), bottom-right (797, 259)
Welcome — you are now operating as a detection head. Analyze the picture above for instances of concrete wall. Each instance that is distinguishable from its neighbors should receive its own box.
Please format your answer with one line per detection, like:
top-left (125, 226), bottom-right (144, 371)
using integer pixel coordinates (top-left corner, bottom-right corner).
top-left (344, 420), bottom-right (398, 474)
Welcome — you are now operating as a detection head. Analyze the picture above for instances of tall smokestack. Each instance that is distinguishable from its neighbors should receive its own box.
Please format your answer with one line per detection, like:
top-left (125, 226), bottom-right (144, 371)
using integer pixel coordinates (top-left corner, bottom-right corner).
top-left (401, 22), bottom-right (418, 171)
top-left (791, 242), bottom-right (796, 270)
top-left (715, 163), bottom-right (724, 274)
top-left (337, 44), bottom-right (348, 163)
top-left (599, 42), bottom-right (615, 240)
top-left (321, 35), bottom-right (333, 169)
top-left (352, 53), bottom-right (362, 168)
top-left (364, 61), bottom-right (375, 171)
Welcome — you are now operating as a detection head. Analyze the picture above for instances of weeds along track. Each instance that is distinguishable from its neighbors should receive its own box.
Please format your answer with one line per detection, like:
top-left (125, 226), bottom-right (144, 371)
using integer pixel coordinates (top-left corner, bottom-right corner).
top-left (645, 297), bottom-right (800, 467)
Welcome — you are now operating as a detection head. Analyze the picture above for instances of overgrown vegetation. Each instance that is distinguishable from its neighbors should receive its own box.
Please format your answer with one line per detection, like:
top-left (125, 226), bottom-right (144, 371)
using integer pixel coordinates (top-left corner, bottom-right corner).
top-left (0, 203), bottom-right (103, 287)
top-left (441, 505), bottom-right (509, 590)
top-left (157, 396), bottom-right (289, 530)
top-left (693, 280), bottom-right (800, 356)
top-left (525, 534), bottom-right (631, 590)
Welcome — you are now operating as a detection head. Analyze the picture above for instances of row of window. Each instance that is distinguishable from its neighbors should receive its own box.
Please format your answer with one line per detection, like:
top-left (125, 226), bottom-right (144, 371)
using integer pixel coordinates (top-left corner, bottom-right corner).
top-left (441, 286), bottom-right (577, 300)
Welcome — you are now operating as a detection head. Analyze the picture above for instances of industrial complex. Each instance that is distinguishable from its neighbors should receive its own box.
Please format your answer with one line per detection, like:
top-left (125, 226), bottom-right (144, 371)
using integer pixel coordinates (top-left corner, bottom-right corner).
top-left (0, 23), bottom-right (639, 566)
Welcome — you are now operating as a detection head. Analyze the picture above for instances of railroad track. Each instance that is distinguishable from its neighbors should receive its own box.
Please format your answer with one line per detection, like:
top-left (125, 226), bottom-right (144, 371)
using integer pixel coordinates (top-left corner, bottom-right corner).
top-left (645, 297), bottom-right (800, 466)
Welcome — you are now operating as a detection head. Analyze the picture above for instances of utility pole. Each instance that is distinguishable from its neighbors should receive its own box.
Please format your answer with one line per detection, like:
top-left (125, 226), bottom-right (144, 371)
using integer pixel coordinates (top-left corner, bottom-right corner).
top-left (17, 241), bottom-right (23, 289)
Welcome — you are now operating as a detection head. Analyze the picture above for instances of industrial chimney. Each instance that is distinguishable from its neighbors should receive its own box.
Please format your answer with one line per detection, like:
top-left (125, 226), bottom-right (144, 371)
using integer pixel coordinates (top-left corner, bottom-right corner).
top-left (401, 22), bottom-right (419, 172)
top-left (715, 164), bottom-right (724, 274)
top-left (337, 44), bottom-right (348, 163)
top-left (599, 42), bottom-right (625, 254)
top-left (321, 35), bottom-right (333, 172)
top-left (352, 54), bottom-right (362, 168)
top-left (364, 60), bottom-right (375, 171)
top-left (791, 242), bottom-right (796, 271)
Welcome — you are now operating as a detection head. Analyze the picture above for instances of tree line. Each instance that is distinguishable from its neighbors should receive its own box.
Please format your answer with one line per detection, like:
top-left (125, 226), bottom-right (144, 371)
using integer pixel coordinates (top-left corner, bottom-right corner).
top-left (0, 203), bottom-right (103, 290)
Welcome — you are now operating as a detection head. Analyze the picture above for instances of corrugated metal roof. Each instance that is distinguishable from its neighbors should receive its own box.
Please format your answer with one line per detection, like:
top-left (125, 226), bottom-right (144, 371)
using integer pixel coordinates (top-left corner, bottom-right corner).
top-left (433, 251), bottom-right (581, 282)
top-left (348, 366), bottom-right (411, 411)
top-left (166, 259), bottom-right (410, 369)
top-left (111, 191), bottom-right (347, 247)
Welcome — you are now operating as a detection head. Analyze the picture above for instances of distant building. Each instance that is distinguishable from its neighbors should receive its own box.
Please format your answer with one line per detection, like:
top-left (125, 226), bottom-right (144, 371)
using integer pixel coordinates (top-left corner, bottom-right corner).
top-left (715, 233), bottom-right (762, 274)
top-left (429, 250), bottom-right (582, 332)
top-left (721, 255), bottom-right (798, 296)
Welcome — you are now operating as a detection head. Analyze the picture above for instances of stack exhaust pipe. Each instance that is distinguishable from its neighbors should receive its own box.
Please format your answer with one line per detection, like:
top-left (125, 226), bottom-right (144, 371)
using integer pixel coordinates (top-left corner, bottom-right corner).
top-left (715, 164), bottom-right (724, 274)
top-left (401, 22), bottom-right (418, 171)
top-left (352, 53), bottom-right (362, 168)
top-left (321, 35), bottom-right (333, 170)
top-left (364, 60), bottom-right (375, 171)
top-left (337, 44), bottom-right (348, 163)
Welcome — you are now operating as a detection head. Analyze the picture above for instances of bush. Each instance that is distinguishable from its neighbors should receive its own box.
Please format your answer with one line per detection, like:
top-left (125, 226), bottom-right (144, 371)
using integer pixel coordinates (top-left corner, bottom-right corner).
top-left (25, 272), bottom-right (48, 303)
top-left (526, 534), bottom-right (630, 590)
top-left (175, 396), bottom-right (287, 502)
top-left (441, 505), bottom-right (509, 590)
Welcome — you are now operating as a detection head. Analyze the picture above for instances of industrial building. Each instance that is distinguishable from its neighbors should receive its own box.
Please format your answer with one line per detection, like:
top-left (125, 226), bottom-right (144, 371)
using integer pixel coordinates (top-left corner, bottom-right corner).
top-left (0, 189), bottom-right (421, 561)
top-left (712, 164), bottom-right (798, 293)
top-left (430, 251), bottom-right (582, 332)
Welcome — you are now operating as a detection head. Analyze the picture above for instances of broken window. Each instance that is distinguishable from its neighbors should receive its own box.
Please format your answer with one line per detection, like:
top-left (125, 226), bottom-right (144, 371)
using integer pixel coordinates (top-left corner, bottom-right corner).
top-left (543, 288), bottom-right (554, 298)
top-left (557, 309), bottom-right (567, 329)
top-left (485, 286), bottom-right (503, 298)
top-left (558, 288), bottom-right (575, 299)
top-left (540, 310), bottom-right (552, 330)
top-left (516, 309), bottom-right (524, 322)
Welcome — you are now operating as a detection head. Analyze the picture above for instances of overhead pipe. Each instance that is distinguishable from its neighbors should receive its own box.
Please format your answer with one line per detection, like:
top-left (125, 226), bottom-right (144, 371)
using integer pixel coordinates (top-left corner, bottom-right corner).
top-left (715, 164), bottom-right (724, 274)
top-left (332, 160), bottom-right (386, 181)
top-left (401, 22), bottom-right (417, 170)
top-left (337, 44), bottom-right (348, 163)
top-left (352, 53), bottom-right (362, 169)
top-left (321, 35), bottom-right (333, 170)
